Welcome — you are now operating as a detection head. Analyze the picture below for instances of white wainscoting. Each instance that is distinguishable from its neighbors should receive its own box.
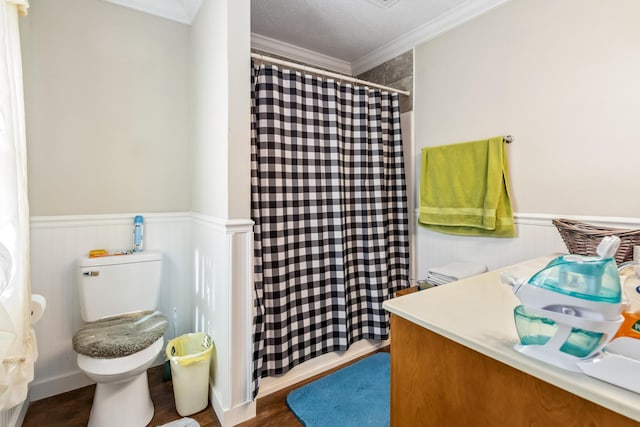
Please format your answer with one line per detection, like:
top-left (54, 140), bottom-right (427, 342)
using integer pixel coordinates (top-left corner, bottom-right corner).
top-left (28, 211), bottom-right (256, 426)
top-left (24, 210), bottom-right (640, 425)
top-left (415, 212), bottom-right (640, 281)
top-left (1, 401), bottom-right (27, 427)
top-left (191, 214), bottom-right (255, 426)
top-left (28, 212), bottom-right (194, 402)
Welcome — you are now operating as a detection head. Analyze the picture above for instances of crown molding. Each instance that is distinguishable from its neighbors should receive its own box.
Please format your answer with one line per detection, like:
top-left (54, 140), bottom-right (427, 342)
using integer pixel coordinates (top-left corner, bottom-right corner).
top-left (365, 0), bottom-right (401, 8)
top-left (251, 33), bottom-right (353, 76)
top-left (100, 1), bottom-right (508, 73)
top-left (178, 0), bottom-right (202, 23)
top-left (100, 0), bottom-right (202, 25)
top-left (351, 0), bottom-right (511, 75)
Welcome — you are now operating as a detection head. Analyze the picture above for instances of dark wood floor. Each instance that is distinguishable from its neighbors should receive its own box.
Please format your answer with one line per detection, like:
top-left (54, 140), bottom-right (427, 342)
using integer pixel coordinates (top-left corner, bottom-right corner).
top-left (23, 347), bottom-right (388, 427)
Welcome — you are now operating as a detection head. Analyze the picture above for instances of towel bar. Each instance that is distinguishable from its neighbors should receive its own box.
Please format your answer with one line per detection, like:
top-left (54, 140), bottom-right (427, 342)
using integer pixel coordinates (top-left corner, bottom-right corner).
top-left (503, 135), bottom-right (514, 143)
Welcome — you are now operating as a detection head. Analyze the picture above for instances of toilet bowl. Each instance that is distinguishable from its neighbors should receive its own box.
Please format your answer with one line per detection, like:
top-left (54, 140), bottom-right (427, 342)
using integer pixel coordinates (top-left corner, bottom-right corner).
top-left (73, 310), bottom-right (168, 427)
top-left (73, 252), bottom-right (166, 427)
top-left (78, 337), bottom-right (164, 427)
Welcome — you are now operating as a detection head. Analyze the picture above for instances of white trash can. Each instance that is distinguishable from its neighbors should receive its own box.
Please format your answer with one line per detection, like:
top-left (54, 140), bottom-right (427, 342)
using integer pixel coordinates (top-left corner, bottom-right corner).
top-left (165, 332), bottom-right (213, 416)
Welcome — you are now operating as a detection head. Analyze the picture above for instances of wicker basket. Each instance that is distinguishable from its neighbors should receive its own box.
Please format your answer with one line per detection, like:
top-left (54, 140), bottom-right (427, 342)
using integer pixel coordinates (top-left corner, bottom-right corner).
top-left (552, 218), bottom-right (640, 263)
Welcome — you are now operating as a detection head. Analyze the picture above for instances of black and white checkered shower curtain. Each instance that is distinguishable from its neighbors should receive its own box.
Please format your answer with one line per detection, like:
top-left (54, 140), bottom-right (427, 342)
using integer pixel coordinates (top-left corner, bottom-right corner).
top-left (251, 63), bottom-right (409, 397)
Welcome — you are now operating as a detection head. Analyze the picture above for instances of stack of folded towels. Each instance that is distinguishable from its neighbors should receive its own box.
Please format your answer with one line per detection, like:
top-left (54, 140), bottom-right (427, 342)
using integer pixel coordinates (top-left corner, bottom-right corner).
top-left (422, 261), bottom-right (488, 287)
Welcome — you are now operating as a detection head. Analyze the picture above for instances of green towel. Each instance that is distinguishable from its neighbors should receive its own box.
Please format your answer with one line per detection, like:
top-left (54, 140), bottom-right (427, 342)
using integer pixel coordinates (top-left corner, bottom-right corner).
top-left (418, 136), bottom-right (515, 237)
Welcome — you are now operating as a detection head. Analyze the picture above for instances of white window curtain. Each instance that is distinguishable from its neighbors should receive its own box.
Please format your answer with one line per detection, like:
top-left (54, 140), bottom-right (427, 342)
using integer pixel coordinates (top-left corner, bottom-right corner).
top-left (0, 0), bottom-right (39, 410)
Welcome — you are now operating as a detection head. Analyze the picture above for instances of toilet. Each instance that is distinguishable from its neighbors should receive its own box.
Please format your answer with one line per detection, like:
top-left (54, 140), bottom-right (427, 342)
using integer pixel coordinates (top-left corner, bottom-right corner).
top-left (72, 252), bottom-right (168, 427)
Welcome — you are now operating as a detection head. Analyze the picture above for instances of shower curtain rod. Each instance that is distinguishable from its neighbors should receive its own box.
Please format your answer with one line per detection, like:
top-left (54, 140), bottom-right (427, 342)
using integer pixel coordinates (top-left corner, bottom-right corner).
top-left (251, 53), bottom-right (411, 97)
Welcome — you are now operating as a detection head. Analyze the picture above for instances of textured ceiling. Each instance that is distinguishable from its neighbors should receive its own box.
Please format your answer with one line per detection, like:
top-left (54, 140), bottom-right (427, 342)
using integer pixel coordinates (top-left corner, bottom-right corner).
top-left (100, 0), bottom-right (504, 71)
top-left (251, 0), bottom-right (469, 62)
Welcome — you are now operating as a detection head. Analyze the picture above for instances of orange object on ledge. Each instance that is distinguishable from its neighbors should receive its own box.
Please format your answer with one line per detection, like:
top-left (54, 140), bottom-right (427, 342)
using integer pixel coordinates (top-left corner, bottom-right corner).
top-left (613, 311), bottom-right (640, 341)
top-left (88, 249), bottom-right (132, 258)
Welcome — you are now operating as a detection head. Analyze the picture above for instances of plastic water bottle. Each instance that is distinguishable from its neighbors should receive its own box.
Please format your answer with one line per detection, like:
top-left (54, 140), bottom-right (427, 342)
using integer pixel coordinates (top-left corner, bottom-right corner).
top-left (133, 215), bottom-right (144, 252)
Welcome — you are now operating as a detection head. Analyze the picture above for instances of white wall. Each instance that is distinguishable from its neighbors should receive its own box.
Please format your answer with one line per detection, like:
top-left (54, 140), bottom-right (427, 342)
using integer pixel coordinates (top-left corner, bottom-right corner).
top-left (412, 0), bottom-right (640, 277)
top-left (190, 1), bottom-right (254, 424)
top-left (20, 0), bottom-right (191, 215)
top-left (401, 112), bottom-right (416, 282)
top-left (190, 1), bottom-right (229, 218)
top-left (20, 1), bottom-right (255, 425)
top-left (19, 0), bottom-right (194, 401)
top-left (190, 0), bottom-right (251, 219)
top-left (414, 0), bottom-right (640, 218)
top-left (226, 1), bottom-right (252, 219)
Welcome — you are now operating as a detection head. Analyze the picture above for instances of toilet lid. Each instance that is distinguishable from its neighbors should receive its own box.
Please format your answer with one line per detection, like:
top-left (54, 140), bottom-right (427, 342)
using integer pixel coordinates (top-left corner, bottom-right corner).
top-left (73, 310), bottom-right (168, 358)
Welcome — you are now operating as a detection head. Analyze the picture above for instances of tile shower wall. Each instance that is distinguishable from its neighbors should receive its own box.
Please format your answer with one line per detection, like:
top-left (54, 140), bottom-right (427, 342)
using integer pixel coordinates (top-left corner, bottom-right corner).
top-left (253, 49), bottom-right (413, 113)
top-left (356, 50), bottom-right (413, 113)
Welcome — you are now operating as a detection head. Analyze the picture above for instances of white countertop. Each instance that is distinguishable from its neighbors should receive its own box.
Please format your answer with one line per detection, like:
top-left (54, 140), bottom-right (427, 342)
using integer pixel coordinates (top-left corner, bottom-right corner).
top-left (383, 255), bottom-right (640, 422)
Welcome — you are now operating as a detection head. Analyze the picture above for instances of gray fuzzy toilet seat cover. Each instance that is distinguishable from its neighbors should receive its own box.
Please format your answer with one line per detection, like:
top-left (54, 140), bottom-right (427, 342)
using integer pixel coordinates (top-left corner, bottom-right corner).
top-left (73, 310), bottom-right (168, 358)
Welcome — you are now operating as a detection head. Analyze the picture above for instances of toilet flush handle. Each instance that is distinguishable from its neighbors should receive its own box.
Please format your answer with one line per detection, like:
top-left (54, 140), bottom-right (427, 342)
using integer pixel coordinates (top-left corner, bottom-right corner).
top-left (82, 271), bottom-right (100, 277)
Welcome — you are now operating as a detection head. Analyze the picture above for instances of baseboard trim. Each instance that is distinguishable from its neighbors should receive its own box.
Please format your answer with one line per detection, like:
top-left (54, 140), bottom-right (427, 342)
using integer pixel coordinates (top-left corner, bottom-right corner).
top-left (28, 370), bottom-right (93, 402)
top-left (210, 387), bottom-right (256, 427)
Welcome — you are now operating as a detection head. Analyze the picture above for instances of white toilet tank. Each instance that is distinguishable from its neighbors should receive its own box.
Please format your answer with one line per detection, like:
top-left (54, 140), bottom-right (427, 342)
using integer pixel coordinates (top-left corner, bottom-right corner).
top-left (77, 252), bottom-right (162, 322)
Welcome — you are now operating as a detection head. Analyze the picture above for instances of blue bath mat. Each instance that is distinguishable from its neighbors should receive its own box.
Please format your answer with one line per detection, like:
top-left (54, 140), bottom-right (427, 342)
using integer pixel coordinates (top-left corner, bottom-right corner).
top-left (286, 352), bottom-right (390, 427)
